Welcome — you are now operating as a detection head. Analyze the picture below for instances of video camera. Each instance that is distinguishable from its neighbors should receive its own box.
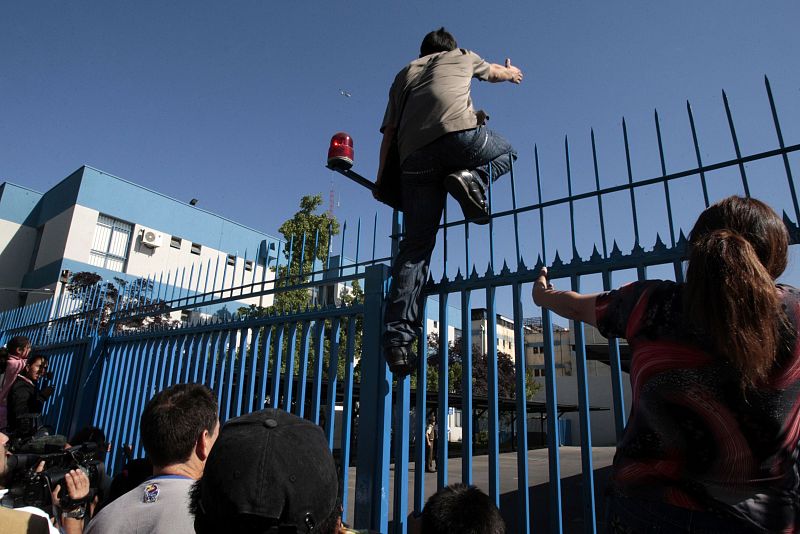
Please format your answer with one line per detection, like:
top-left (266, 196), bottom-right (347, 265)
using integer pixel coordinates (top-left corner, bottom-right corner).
top-left (1, 439), bottom-right (106, 511)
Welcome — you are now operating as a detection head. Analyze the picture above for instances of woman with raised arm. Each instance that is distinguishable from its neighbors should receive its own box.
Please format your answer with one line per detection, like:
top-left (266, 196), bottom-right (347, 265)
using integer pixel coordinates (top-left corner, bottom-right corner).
top-left (533, 196), bottom-right (800, 532)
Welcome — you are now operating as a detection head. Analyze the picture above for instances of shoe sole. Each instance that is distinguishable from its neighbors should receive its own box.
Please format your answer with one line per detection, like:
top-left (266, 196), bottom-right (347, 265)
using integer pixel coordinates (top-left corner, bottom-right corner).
top-left (444, 174), bottom-right (490, 225)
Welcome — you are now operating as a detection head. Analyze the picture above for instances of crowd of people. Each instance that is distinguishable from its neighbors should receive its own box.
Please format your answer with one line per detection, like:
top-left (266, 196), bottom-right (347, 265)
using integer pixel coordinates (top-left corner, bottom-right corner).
top-left (5, 197), bottom-right (800, 533)
top-left (3, 26), bottom-right (800, 534)
top-left (0, 376), bottom-right (505, 533)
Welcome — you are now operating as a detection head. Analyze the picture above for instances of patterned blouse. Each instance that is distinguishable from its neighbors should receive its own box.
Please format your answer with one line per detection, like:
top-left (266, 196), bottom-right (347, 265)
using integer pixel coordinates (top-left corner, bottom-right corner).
top-left (596, 280), bottom-right (800, 532)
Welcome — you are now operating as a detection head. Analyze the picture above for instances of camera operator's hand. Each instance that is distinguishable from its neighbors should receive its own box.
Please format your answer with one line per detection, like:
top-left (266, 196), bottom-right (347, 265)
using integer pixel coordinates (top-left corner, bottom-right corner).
top-left (63, 469), bottom-right (90, 501)
top-left (53, 470), bottom-right (90, 534)
top-left (52, 469), bottom-right (90, 506)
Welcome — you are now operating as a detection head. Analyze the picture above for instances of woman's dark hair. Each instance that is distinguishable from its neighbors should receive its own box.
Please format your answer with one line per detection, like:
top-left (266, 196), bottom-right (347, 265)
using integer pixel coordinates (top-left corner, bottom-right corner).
top-left (25, 353), bottom-right (46, 366)
top-left (420, 27), bottom-right (457, 57)
top-left (685, 196), bottom-right (789, 388)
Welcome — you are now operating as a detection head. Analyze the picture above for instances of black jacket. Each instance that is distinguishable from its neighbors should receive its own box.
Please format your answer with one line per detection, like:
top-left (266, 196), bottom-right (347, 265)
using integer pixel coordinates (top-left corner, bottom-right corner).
top-left (6, 378), bottom-right (48, 438)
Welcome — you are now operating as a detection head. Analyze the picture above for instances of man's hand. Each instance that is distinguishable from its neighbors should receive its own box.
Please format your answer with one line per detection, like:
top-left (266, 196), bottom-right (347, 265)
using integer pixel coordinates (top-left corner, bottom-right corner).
top-left (52, 469), bottom-right (90, 512)
top-left (64, 469), bottom-right (90, 501)
top-left (505, 58), bottom-right (523, 84)
top-left (372, 178), bottom-right (383, 201)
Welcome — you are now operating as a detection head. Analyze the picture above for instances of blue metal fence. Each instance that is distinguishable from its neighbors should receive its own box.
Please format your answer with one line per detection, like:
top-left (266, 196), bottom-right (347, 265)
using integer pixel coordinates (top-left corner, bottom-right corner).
top-left (1, 76), bottom-right (798, 533)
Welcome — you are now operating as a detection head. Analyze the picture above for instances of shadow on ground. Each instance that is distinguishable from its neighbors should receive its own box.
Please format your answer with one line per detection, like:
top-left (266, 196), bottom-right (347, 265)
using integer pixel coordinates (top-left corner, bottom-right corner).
top-left (499, 466), bottom-right (613, 534)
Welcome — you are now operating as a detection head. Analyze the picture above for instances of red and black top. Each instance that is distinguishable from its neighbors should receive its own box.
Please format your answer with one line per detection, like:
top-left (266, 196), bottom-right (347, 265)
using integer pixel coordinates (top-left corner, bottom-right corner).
top-left (596, 280), bottom-right (800, 531)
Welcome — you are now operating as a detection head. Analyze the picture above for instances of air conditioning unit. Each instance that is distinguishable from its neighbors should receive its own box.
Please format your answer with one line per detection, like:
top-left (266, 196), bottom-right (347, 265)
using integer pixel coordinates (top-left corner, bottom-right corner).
top-left (141, 229), bottom-right (163, 248)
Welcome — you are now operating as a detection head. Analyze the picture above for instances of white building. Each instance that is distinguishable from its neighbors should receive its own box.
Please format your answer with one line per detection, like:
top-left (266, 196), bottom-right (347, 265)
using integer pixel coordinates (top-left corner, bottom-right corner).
top-left (0, 166), bottom-right (283, 315)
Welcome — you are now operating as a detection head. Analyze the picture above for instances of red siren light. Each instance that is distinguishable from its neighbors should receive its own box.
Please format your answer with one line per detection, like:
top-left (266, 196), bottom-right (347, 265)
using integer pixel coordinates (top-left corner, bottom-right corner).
top-left (327, 132), bottom-right (354, 171)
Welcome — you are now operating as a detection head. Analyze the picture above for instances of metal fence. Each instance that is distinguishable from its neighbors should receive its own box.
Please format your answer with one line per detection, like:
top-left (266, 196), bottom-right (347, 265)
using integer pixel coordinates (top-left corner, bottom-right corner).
top-left (1, 76), bottom-right (798, 533)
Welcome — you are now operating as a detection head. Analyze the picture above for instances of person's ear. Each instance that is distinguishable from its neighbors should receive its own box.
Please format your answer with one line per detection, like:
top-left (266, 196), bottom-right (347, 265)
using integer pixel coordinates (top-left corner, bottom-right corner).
top-left (196, 429), bottom-right (213, 461)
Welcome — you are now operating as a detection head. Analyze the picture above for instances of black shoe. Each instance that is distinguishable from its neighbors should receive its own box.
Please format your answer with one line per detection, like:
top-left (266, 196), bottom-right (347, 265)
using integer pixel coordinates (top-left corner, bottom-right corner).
top-left (384, 345), bottom-right (417, 377)
top-left (444, 170), bottom-right (490, 225)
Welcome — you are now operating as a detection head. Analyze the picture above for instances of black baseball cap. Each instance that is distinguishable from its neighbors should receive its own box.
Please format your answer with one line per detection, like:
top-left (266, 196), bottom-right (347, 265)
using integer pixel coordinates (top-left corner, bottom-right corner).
top-left (193, 408), bottom-right (338, 533)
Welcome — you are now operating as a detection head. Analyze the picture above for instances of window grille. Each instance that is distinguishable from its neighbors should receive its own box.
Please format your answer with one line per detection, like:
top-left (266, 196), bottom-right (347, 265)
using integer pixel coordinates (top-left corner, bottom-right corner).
top-left (89, 215), bottom-right (132, 271)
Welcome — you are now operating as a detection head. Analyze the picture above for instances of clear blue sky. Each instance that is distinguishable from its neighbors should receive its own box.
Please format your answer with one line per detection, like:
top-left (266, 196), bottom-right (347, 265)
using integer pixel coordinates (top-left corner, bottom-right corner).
top-left (3, 1), bottom-right (800, 315)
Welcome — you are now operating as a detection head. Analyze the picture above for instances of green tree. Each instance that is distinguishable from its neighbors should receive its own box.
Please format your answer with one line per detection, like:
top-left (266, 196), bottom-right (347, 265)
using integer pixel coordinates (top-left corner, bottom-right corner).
top-left (273, 194), bottom-right (340, 312)
top-left (423, 334), bottom-right (541, 399)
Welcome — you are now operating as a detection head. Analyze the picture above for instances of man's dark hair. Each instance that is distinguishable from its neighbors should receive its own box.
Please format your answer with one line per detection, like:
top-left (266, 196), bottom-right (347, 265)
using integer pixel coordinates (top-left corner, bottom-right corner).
top-left (422, 484), bottom-right (505, 534)
top-left (7, 336), bottom-right (31, 354)
top-left (140, 383), bottom-right (218, 467)
top-left (420, 27), bottom-right (457, 57)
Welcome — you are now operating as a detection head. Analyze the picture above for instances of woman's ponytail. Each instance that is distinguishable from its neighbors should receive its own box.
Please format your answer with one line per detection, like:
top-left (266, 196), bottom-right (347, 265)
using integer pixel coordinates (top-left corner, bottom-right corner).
top-left (685, 229), bottom-right (783, 387)
top-left (686, 196), bottom-right (790, 388)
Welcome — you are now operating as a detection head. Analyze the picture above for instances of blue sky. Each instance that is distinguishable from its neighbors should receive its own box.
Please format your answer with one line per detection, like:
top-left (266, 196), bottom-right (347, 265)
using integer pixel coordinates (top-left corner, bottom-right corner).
top-left (2, 1), bottom-right (800, 316)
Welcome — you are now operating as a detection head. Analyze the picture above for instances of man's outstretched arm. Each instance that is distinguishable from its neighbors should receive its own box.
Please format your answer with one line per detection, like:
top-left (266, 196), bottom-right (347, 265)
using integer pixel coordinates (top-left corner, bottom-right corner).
top-left (487, 58), bottom-right (523, 84)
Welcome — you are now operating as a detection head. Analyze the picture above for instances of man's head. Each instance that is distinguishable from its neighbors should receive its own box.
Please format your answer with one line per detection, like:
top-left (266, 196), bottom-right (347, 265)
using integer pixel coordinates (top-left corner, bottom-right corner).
top-left (420, 484), bottom-right (505, 534)
top-left (139, 383), bottom-right (218, 474)
top-left (191, 408), bottom-right (340, 534)
top-left (7, 336), bottom-right (31, 358)
top-left (22, 354), bottom-right (46, 382)
top-left (420, 27), bottom-right (457, 58)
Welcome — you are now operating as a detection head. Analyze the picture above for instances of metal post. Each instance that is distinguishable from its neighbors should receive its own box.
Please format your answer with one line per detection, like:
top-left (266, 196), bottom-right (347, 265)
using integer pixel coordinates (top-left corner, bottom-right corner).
top-left (354, 264), bottom-right (392, 533)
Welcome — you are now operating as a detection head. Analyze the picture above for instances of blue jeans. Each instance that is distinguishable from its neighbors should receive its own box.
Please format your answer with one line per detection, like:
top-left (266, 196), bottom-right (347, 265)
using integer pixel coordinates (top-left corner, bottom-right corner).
top-left (383, 127), bottom-right (516, 347)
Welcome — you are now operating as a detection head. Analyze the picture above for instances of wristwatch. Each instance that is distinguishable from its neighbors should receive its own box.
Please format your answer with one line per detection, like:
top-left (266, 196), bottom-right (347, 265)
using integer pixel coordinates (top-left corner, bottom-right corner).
top-left (62, 505), bottom-right (86, 519)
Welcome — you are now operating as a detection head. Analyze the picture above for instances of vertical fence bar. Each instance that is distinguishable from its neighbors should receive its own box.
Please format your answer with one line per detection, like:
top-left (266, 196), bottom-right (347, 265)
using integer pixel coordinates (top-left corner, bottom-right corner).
top-left (270, 325), bottom-right (286, 410)
top-left (765, 76), bottom-right (800, 225)
top-left (536, 143), bottom-right (563, 533)
top-left (687, 101), bottom-right (710, 208)
top-left (603, 270), bottom-right (627, 439)
top-left (436, 292), bottom-right (450, 490)
top-left (722, 90), bottom-right (750, 197)
top-left (354, 264), bottom-right (392, 533)
top-left (282, 323), bottom-right (299, 412)
top-left (460, 287), bottom-right (473, 487)
top-left (325, 318), bottom-right (342, 448)
top-left (341, 316), bottom-right (358, 525)
top-left (258, 327), bottom-right (274, 409)
top-left (622, 119), bottom-right (641, 247)
top-left (246, 326), bottom-right (262, 414)
top-left (414, 301), bottom-right (429, 513)
top-left (310, 321), bottom-right (326, 425)
top-left (570, 274), bottom-right (597, 534)
top-left (486, 285), bottom-right (500, 505)
top-left (512, 283), bottom-right (530, 534)
top-left (296, 322), bottom-right (312, 418)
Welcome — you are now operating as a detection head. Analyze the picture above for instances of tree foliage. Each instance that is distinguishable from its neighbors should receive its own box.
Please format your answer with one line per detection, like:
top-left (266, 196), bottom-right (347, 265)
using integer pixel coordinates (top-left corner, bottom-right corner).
top-left (422, 334), bottom-right (542, 400)
top-left (273, 194), bottom-right (340, 312)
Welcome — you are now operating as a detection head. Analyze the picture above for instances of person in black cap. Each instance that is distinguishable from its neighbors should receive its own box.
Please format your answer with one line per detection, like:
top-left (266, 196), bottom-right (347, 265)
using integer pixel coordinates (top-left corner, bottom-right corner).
top-left (190, 408), bottom-right (342, 534)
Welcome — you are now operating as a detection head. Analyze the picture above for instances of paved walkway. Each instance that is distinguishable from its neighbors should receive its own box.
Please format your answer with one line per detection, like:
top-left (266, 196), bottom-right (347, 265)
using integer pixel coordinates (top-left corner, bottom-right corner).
top-left (345, 446), bottom-right (616, 533)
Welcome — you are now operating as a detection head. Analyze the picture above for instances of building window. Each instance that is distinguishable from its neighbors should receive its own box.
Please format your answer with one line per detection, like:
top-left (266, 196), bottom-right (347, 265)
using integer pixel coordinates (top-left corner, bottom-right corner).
top-left (170, 236), bottom-right (182, 249)
top-left (433, 321), bottom-right (438, 329)
top-left (191, 242), bottom-right (202, 255)
top-left (244, 260), bottom-right (254, 272)
top-left (89, 215), bottom-right (132, 271)
top-left (226, 254), bottom-right (236, 267)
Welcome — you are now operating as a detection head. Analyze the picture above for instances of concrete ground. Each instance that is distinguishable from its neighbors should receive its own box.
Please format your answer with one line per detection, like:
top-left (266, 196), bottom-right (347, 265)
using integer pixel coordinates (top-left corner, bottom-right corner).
top-left (345, 446), bottom-right (616, 533)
